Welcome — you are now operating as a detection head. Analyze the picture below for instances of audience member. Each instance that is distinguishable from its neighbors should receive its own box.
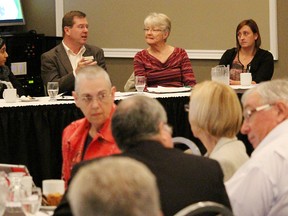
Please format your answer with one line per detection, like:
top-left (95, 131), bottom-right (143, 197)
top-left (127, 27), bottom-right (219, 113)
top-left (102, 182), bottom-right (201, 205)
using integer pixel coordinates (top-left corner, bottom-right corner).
top-left (54, 95), bottom-right (231, 216)
top-left (133, 12), bottom-right (196, 88)
top-left (61, 65), bottom-right (120, 186)
top-left (225, 79), bottom-right (288, 216)
top-left (188, 81), bottom-right (249, 181)
top-left (0, 37), bottom-right (25, 98)
top-left (219, 19), bottom-right (274, 85)
top-left (41, 10), bottom-right (106, 94)
top-left (68, 157), bottom-right (161, 216)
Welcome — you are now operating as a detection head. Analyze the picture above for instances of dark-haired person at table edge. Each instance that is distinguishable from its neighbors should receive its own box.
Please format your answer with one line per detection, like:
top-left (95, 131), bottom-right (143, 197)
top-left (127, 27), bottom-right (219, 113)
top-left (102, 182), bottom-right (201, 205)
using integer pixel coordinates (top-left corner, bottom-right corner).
top-left (219, 19), bottom-right (274, 85)
top-left (0, 38), bottom-right (25, 98)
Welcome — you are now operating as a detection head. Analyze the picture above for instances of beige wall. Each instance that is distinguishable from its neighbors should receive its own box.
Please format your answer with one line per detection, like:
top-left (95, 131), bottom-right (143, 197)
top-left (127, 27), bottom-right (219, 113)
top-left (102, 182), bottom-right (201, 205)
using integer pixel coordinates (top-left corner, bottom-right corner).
top-left (63, 0), bottom-right (270, 50)
top-left (22, 0), bottom-right (288, 91)
top-left (22, 0), bottom-right (56, 36)
top-left (107, 0), bottom-right (288, 91)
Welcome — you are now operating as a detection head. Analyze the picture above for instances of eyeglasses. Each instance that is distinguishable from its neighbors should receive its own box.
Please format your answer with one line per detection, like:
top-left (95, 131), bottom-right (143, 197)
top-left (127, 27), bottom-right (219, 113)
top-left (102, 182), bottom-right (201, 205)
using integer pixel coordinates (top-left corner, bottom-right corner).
top-left (184, 104), bottom-right (189, 112)
top-left (78, 92), bottom-right (111, 105)
top-left (143, 28), bottom-right (163, 33)
top-left (243, 104), bottom-right (273, 120)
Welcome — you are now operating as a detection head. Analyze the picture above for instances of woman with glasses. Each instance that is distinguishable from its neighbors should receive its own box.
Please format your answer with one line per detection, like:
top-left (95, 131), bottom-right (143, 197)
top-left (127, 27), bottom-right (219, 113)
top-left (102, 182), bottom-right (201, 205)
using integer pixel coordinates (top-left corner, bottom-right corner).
top-left (0, 37), bottom-right (25, 98)
top-left (219, 19), bottom-right (274, 85)
top-left (188, 80), bottom-right (249, 181)
top-left (61, 65), bottom-right (120, 186)
top-left (133, 12), bottom-right (196, 88)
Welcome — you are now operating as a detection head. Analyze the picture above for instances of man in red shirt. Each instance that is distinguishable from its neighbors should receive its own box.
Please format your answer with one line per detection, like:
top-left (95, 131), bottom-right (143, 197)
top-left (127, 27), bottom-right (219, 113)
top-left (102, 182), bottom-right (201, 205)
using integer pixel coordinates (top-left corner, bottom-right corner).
top-left (61, 65), bottom-right (120, 186)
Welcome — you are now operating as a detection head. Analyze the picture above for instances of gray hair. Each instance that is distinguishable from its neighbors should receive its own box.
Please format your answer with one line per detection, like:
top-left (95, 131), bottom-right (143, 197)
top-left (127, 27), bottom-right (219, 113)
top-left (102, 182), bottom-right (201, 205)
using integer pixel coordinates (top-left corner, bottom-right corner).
top-left (74, 65), bottom-right (112, 93)
top-left (112, 95), bottom-right (167, 150)
top-left (144, 12), bottom-right (171, 33)
top-left (242, 79), bottom-right (288, 105)
top-left (67, 157), bottom-right (160, 216)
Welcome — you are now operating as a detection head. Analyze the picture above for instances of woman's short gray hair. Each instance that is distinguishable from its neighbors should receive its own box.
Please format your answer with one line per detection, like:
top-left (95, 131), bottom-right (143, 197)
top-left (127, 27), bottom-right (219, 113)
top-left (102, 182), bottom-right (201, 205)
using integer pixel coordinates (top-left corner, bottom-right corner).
top-left (144, 12), bottom-right (171, 33)
top-left (74, 65), bottom-right (111, 93)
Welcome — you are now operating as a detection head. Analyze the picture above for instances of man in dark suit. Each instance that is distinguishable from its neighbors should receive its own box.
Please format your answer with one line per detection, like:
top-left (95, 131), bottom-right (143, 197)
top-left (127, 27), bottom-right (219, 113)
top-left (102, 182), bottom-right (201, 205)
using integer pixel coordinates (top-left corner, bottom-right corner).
top-left (41, 11), bottom-right (106, 94)
top-left (54, 95), bottom-right (231, 216)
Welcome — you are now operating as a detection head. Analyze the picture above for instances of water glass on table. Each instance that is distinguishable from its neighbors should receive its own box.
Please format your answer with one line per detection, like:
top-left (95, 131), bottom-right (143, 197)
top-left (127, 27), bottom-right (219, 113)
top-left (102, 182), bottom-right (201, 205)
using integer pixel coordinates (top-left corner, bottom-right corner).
top-left (135, 76), bottom-right (146, 93)
top-left (0, 172), bottom-right (8, 216)
top-left (47, 82), bottom-right (59, 101)
top-left (21, 187), bottom-right (42, 216)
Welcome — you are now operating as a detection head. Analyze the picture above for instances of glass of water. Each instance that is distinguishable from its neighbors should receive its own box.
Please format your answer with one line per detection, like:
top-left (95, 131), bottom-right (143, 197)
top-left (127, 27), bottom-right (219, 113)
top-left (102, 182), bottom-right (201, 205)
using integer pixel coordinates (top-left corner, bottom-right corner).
top-left (135, 76), bottom-right (146, 93)
top-left (0, 172), bottom-right (8, 216)
top-left (21, 187), bottom-right (42, 216)
top-left (47, 82), bottom-right (59, 101)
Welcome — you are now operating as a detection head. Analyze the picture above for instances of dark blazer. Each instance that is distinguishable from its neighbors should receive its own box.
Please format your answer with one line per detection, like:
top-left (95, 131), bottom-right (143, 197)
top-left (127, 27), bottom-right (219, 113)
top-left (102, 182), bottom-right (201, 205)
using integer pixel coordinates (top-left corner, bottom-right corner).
top-left (41, 43), bottom-right (106, 94)
top-left (219, 47), bottom-right (274, 83)
top-left (53, 140), bottom-right (231, 216)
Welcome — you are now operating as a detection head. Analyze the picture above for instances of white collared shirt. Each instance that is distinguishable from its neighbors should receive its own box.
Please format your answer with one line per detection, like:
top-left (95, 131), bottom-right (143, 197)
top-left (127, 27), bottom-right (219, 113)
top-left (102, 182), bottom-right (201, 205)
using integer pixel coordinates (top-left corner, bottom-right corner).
top-left (225, 119), bottom-right (288, 216)
top-left (62, 41), bottom-right (86, 77)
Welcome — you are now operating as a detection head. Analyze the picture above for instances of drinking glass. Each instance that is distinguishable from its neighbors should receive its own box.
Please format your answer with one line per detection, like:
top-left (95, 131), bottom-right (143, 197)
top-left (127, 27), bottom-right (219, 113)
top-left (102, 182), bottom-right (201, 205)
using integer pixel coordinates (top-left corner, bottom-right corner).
top-left (135, 76), bottom-right (146, 93)
top-left (47, 82), bottom-right (59, 101)
top-left (6, 174), bottom-right (27, 214)
top-left (21, 187), bottom-right (42, 216)
top-left (0, 172), bottom-right (8, 216)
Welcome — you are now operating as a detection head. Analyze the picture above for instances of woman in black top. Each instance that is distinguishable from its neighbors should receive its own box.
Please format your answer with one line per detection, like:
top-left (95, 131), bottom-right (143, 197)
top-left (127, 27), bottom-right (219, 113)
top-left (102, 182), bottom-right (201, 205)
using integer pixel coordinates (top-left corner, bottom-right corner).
top-left (219, 19), bottom-right (274, 85)
top-left (0, 37), bottom-right (25, 98)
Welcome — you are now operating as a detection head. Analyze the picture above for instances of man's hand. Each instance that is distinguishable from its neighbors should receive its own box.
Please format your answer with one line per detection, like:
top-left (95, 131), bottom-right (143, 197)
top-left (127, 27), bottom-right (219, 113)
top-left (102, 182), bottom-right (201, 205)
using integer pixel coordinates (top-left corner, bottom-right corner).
top-left (75, 58), bottom-right (97, 74)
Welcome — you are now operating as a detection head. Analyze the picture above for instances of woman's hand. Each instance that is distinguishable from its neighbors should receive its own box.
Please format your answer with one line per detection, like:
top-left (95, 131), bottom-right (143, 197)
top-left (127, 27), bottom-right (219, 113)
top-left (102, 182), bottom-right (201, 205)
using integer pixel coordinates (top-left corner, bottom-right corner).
top-left (229, 79), bottom-right (241, 85)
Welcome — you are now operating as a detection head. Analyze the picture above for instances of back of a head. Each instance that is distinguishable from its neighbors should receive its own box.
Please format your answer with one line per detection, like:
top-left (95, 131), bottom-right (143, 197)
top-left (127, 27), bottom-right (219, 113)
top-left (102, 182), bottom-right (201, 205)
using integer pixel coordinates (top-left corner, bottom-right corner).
top-left (189, 80), bottom-right (242, 138)
top-left (67, 157), bottom-right (161, 216)
top-left (112, 95), bottom-right (167, 150)
top-left (242, 79), bottom-right (288, 105)
top-left (74, 65), bottom-right (112, 93)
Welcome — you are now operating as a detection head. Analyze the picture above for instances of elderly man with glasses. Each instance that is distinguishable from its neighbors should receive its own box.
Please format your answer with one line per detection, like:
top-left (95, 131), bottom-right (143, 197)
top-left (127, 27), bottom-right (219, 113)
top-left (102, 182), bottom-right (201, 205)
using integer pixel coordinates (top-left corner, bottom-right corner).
top-left (61, 65), bottom-right (120, 186)
top-left (225, 79), bottom-right (288, 216)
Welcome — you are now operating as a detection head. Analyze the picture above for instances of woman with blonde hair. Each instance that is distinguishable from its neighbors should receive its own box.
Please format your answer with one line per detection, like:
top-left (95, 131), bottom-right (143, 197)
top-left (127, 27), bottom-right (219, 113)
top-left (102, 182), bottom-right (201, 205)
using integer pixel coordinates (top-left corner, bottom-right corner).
top-left (188, 81), bottom-right (249, 181)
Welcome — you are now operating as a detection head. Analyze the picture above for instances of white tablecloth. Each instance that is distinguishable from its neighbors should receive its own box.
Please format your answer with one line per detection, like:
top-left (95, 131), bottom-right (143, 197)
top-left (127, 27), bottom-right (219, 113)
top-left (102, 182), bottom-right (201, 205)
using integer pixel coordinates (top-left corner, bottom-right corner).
top-left (0, 84), bottom-right (255, 108)
top-left (0, 92), bottom-right (191, 108)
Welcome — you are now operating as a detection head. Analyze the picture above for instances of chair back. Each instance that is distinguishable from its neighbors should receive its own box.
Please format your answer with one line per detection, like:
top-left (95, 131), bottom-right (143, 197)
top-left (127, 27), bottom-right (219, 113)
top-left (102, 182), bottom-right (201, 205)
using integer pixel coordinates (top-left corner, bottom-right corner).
top-left (124, 72), bottom-right (136, 92)
top-left (172, 137), bottom-right (201, 156)
top-left (174, 201), bottom-right (234, 216)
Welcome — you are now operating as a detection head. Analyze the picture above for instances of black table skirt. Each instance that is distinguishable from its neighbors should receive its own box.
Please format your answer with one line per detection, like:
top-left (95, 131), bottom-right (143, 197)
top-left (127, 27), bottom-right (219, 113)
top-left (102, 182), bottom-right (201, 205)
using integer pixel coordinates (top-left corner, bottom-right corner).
top-left (0, 104), bottom-right (83, 186)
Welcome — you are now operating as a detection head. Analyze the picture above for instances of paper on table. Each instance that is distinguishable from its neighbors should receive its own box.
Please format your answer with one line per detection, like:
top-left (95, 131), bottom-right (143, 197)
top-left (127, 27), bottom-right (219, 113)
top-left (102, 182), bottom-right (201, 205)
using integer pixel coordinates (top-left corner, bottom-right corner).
top-left (115, 91), bottom-right (139, 97)
top-left (229, 84), bottom-right (257, 90)
top-left (147, 86), bottom-right (191, 93)
top-left (20, 96), bottom-right (39, 102)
